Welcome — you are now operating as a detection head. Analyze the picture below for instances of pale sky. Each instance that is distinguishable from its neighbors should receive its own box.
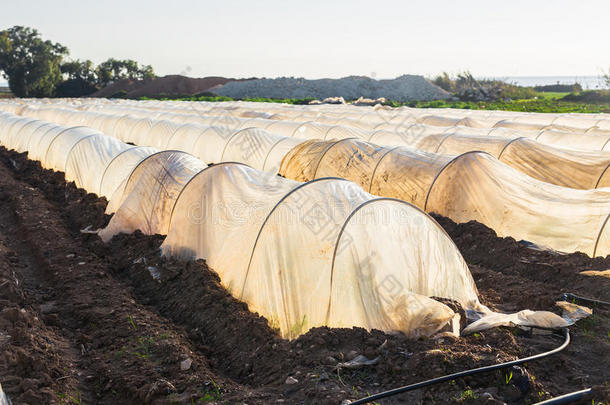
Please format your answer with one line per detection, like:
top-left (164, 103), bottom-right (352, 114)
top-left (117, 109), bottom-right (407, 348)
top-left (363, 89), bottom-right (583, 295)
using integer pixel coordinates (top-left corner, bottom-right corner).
top-left (2, 0), bottom-right (609, 80)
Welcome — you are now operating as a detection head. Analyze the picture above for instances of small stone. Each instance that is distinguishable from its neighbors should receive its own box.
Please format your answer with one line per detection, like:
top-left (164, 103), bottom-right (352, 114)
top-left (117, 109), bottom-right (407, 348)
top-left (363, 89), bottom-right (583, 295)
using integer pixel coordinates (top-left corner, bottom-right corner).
top-left (147, 266), bottom-right (161, 281)
top-left (346, 350), bottom-right (359, 361)
top-left (66, 254), bottom-right (75, 258)
top-left (180, 358), bottom-right (192, 371)
top-left (341, 400), bottom-right (353, 405)
top-left (284, 376), bottom-right (298, 385)
top-left (324, 356), bottom-right (337, 365)
top-left (40, 302), bottom-right (57, 314)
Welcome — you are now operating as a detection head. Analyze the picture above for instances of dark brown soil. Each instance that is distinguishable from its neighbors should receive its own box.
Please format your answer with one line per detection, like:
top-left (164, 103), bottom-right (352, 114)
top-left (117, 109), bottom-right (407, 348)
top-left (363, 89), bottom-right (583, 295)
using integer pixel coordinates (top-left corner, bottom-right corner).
top-left (91, 75), bottom-right (250, 98)
top-left (0, 147), bottom-right (608, 405)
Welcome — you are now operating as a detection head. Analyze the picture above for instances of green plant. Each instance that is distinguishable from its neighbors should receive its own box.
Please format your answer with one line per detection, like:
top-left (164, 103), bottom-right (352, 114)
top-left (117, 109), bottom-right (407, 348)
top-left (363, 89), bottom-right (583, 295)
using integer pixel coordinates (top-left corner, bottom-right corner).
top-left (460, 389), bottom-right (478, 400)
top-left (114, 345), bottom-right (128, 360)
top-left (197, 379), bottom-right (222, 402)
top-left (127, 314), bottom-right (137, 330)
top-left (134, 336), bottom-right (155, 359)
top-left (138, 87), bottom-right (610, 114)
top-left (57, 390), bottom-right (83, 405)
top-left (505, 371), bottom-right (513, 385)
top-left (289, 315), bottom-right (307, 337)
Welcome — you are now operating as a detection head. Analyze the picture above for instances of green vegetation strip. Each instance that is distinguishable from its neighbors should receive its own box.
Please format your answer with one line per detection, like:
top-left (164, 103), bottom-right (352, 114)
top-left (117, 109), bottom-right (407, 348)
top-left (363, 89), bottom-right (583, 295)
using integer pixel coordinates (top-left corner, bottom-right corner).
top-left (139, 92), bottom-right (610, 114)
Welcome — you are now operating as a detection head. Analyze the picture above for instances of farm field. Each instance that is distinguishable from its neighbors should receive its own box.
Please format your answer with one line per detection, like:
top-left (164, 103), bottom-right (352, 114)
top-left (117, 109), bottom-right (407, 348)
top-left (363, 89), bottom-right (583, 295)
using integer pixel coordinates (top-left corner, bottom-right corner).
top-left (0, 99), bottom-right (609, 405)
top-left (0, 145), bottom-right (608, 404)
top-left (2, 1), bottom-right (610, 403)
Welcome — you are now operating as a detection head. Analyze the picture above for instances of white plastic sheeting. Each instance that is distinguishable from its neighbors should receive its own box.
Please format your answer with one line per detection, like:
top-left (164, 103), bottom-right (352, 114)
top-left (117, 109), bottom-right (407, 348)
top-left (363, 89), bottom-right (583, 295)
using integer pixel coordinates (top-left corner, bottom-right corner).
top-left (3, 99), bottom-right (610, 137)
top-left (45, 126), bottom-right (105, 172)
top-left (0, 382), bottom-right (9, 405)
top-left (12, 103), bottom-right (610, 190)
top-left (0, 102), bottom-right (604, 336)
top-left (7, 103), bottom-right (610, 254)
top-left (65, 134), bottom-right (133, 192)
top-left (100, 151), bottom-right (207, 239)
top-left (280, 138), bottom-right (610, 256)
top-left (395, 132), bottom-right (610, 190)
top-left (13, 106), bottom-right (306, 175)
top-left (160, 162), bottom-right (481, 338)
top-left (0, 112), bottom-right (157, 202)
top-left (99, 146), bottom-right (160, 200)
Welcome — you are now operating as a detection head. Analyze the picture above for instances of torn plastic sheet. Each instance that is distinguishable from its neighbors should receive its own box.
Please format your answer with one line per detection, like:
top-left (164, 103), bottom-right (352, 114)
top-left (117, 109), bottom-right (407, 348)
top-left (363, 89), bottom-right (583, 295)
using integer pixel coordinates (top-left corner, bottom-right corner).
top-left (336, 355), bottom-right (380, 369)
top-left (555, 301), bottom-right (592, 323)
top-left (462, 310), bottom-right (572, 334)
top-left (0, 383), bottom-right (10, 405)
top-left (462, 301), bottom-right (594, 335)
top-left (580, 269), bottom-right (610, 278)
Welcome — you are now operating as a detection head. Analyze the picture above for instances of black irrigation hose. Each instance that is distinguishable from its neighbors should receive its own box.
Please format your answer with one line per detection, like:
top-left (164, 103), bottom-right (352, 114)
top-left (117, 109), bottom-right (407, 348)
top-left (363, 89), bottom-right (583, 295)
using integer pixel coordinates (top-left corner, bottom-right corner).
top-left (532, 388), bottom-right (592, 405)
top-left (562, 293), bottom-right (610, 307)
top-left (350, 328), bottom-right (570, 405)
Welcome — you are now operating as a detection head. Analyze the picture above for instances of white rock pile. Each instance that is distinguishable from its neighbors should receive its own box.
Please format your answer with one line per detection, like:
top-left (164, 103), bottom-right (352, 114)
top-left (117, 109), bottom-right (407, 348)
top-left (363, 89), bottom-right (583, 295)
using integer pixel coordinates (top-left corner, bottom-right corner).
top-left (215, 75), bottom-right (450, 101)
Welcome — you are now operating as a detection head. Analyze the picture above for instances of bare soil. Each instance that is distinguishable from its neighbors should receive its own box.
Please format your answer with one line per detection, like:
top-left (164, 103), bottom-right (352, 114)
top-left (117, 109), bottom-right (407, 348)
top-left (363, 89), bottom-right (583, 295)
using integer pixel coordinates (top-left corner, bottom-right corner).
top-left (92, 75), bottom-right (243, 98)
top-left (0, 147), bottom-right (608, 405)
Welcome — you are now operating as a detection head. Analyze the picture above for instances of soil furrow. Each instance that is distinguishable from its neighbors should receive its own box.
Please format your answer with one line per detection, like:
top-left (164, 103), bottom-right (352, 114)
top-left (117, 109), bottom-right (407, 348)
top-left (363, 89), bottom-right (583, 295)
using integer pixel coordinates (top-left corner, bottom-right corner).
top-left (0, 153), bottom-right (268, 404)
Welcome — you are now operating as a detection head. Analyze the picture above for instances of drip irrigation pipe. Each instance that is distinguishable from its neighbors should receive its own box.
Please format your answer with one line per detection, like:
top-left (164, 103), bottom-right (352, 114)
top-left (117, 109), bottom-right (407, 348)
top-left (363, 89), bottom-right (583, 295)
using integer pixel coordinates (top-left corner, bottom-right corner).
top-left (562, 293), bottom-right (610, 308)
top-left (350, 328), bottom-right (570, 405)
top-left (532, 388), bottom-right (592, 404)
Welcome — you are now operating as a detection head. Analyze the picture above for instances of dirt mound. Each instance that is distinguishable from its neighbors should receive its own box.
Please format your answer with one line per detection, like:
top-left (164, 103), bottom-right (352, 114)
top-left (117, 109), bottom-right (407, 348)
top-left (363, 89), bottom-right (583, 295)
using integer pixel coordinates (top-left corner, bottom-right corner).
top-left (0, 147), bottom-right (608, 404)
top-left (215, 74), bottom-right (451, 101)
top-left (92, 75), bottom-right (238, 98)
top-left (91, 78), bottom-right (150, 98)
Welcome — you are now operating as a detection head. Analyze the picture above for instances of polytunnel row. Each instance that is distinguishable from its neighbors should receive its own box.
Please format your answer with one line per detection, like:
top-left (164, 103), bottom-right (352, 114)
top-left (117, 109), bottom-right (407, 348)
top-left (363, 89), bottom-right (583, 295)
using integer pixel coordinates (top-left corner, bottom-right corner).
top-left (39, 96), bottom-right (608, 134)
top-left (7, 105), bottom-right (305, 174)
top-left (400, 131), bottom-right (610, 189)
top-left (13, 100), bottom-right (610, 157)
top-left (8, 103), bottom-right (610, 257)
top-left (0, 112), bottom-right (161, 197)
top-left (279, 138), bottom-right (610, 257)
top-left (11, 103), bottom-right (610, 191)
top-left (0, 110), bottom-right (503, 340)
top-left (66, 97), bottom-right (610, 134)
top-left (4, 97), bottom-right (610, 136)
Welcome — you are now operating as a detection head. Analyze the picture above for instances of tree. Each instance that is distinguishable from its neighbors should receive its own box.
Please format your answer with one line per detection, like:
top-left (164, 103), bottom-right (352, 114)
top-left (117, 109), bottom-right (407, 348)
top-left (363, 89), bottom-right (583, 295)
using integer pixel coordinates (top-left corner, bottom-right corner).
top-left (0, 26), bottom-right (68, 97)
top-left (432, 72), bottom-right (455, 92)
top-left (56, 59), bottom-right (99, 97)
top-left (61, 59), bottom-right (96, 82)
top-left (0, 25), bottom-right (156, 97)
top-left (96, 58), bottom-right (155, 87)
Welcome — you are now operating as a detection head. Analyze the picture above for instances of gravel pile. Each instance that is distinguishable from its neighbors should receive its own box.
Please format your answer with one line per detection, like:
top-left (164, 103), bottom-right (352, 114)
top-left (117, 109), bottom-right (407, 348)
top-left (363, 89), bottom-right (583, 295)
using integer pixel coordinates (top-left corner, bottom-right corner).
top-left (215, 75), bottom-right (451, 101)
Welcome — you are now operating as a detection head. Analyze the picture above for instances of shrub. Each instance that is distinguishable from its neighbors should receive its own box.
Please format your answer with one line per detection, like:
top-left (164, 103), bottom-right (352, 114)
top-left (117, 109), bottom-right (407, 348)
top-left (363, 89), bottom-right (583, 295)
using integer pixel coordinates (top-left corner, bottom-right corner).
top-left (534, 83), bottom-right (582, 93)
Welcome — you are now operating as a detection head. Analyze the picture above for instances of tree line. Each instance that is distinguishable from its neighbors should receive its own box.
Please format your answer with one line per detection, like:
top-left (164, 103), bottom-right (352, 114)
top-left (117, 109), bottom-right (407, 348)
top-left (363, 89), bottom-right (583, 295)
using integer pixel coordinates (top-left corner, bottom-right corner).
top-left (0, 26), bottom-right (155, 97)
